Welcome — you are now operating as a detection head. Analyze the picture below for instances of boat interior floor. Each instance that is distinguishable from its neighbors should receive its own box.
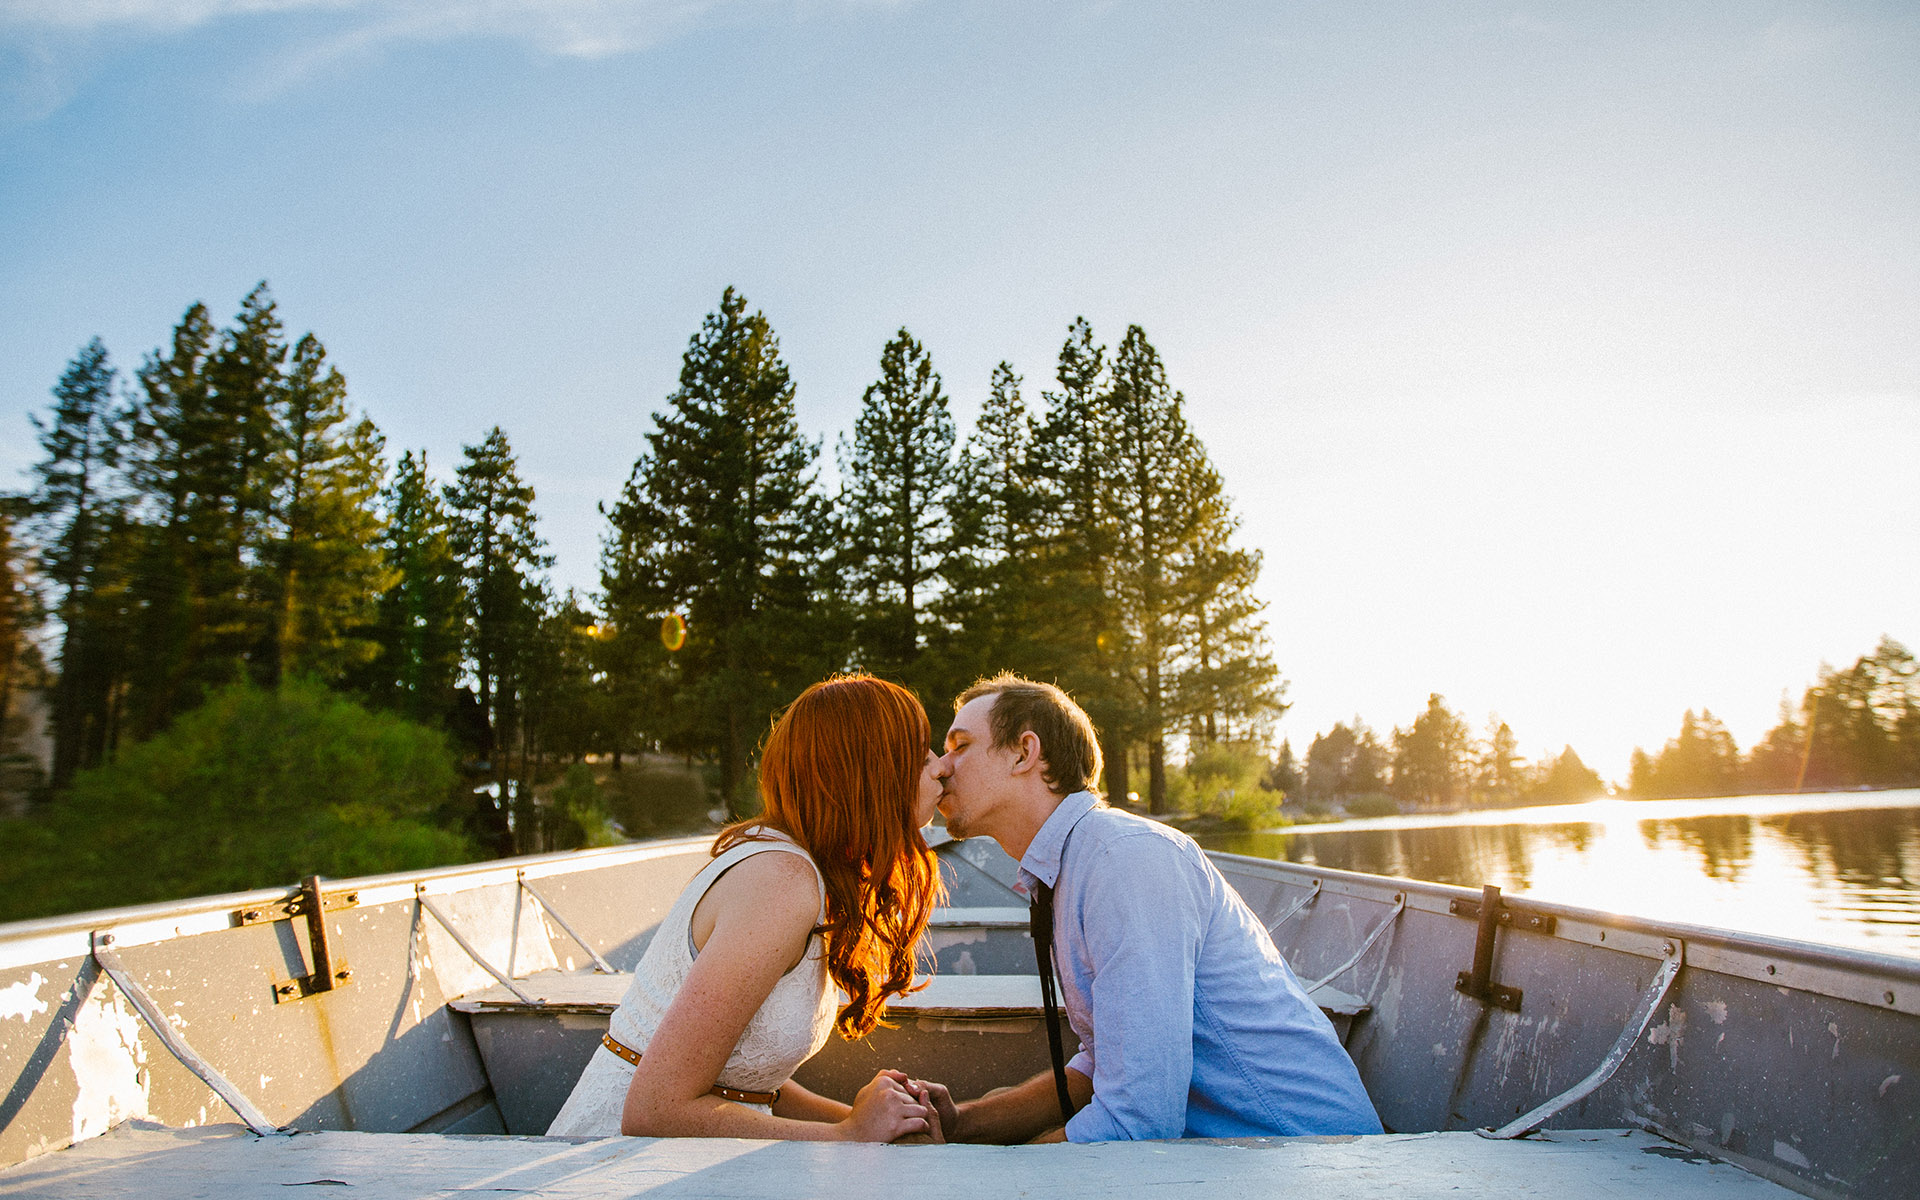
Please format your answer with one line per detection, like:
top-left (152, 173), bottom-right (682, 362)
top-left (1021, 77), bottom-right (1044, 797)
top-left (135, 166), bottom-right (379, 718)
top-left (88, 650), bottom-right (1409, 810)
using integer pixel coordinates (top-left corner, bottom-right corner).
top-left (0, 1122), bottom-right (1802, 1199)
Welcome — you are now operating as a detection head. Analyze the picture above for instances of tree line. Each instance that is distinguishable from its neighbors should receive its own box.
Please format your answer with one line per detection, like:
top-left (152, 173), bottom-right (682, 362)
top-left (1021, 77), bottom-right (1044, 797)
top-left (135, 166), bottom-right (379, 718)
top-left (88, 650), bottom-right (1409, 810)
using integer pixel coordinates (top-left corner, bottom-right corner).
top-left (1269, 694), bottom-right (1606, 815)
top-left (1628, 637), bottom-right (1920, 799)
top-left (3, 284), bottom-right (1281, 863)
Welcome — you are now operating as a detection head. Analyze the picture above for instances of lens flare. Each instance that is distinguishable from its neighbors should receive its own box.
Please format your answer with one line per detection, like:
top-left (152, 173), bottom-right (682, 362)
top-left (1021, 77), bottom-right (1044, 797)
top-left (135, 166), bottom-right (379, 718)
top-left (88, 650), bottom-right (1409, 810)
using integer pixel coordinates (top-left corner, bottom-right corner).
top-left (661, 613), bottom-right (687, 652)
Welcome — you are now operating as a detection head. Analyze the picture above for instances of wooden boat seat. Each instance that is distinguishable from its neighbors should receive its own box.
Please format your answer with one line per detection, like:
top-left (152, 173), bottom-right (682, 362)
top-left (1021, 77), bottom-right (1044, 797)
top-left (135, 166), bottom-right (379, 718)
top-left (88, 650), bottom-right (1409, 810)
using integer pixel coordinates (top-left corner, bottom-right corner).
top-left (450, 970), bottom-right (1372, 1039)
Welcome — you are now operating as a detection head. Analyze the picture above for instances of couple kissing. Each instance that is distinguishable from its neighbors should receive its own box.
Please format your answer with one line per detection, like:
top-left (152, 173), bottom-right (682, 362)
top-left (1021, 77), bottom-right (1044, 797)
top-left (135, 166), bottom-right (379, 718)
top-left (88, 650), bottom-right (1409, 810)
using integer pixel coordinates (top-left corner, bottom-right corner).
top-left (546, 673), bottom-right (1379, 1143)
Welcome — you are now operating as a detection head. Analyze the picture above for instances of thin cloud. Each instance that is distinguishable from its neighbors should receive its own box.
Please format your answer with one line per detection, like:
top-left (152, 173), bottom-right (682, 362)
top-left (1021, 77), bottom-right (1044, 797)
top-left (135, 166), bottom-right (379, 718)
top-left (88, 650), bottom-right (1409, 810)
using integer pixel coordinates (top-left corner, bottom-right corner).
top-left (3, 1), bottom-right (742, 58)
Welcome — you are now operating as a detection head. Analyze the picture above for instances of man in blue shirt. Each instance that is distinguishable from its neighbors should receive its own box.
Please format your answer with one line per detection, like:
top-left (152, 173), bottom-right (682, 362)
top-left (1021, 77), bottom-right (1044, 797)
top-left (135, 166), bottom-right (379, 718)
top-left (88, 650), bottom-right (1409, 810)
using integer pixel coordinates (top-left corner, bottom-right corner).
top-left (924, 673), bottom-right (1381, 1143)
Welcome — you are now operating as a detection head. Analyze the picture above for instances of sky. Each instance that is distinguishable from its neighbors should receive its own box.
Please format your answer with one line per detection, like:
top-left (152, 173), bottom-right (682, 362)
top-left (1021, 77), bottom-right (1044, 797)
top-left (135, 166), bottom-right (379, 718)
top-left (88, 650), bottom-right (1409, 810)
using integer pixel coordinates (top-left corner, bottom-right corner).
top-left (2, 1), bottom-right (1915, 781)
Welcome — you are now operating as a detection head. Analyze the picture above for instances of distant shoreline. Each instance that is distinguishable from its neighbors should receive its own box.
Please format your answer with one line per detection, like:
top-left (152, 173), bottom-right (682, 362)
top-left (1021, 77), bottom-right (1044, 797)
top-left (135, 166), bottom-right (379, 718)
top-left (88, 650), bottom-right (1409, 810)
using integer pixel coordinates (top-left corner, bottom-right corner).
top-left (1189, 786), bottom-right (1920, 839)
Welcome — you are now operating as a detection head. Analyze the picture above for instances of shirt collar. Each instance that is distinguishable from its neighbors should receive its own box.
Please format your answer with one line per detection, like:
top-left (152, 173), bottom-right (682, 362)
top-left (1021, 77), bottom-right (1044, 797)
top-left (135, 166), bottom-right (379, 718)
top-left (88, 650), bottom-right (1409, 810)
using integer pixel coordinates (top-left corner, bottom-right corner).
top-left (1015, 789), bottom-right (1101, 896)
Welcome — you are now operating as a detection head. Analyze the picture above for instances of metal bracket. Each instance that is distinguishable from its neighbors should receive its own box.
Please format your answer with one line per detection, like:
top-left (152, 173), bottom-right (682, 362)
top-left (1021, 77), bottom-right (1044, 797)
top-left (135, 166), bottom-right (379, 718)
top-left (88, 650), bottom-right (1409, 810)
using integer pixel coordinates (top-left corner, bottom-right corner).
top-left (234, 882), bottom-right (359, 927)
top-left (1448, 893), bottom-right (1557, 936)
top-left (269, 876), bottom-right (353, 1004)
top-left (1453, 884), bottom-right (1544, 1012)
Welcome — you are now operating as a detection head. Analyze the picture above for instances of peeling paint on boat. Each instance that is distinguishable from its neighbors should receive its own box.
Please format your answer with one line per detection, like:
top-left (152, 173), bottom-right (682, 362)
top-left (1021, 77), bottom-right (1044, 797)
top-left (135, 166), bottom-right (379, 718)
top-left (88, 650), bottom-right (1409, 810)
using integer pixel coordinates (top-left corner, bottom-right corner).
top-left (66, 977), bottom-right (149, 1143)
top-left (0, 971), bottom-right (48, 1022)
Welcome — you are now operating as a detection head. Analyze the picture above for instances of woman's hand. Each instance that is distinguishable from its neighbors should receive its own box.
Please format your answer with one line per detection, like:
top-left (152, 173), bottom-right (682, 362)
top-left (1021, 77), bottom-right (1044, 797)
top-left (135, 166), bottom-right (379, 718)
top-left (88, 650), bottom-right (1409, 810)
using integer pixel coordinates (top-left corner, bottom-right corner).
top-left (836, 1072), bottom-right (937, 1142)
top-left (881, 1071), bottom-right (958, 1142)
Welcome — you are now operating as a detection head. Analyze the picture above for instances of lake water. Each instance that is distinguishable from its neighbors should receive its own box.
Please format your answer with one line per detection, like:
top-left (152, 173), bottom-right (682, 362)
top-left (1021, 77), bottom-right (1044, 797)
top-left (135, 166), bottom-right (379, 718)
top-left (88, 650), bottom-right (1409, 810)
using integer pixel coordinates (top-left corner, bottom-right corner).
top-left (1198, 789), bottom-right (1920, 959)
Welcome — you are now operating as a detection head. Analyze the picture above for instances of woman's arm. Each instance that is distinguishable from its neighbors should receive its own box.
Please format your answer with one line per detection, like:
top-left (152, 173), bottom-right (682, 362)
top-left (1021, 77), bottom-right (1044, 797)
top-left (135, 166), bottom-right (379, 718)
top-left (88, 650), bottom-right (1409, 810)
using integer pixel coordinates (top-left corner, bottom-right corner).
top-left (619, 850), bottom-right (931, 1141)
top-left (770, 1079), bottom-right (851, 1124)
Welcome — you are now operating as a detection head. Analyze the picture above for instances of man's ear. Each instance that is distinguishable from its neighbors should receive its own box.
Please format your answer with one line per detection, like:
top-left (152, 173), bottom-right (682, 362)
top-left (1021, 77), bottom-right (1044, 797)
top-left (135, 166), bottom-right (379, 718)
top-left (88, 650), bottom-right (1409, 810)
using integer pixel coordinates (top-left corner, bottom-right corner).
top-left (1009, 730), bottom-right (1046, 778)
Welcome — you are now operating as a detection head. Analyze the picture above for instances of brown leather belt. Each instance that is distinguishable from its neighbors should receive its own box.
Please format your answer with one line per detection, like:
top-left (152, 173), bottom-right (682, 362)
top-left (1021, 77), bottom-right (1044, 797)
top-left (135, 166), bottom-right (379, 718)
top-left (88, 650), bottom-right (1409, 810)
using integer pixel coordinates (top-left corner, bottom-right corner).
top-left (600, 1033), bottom-right (782, 1106)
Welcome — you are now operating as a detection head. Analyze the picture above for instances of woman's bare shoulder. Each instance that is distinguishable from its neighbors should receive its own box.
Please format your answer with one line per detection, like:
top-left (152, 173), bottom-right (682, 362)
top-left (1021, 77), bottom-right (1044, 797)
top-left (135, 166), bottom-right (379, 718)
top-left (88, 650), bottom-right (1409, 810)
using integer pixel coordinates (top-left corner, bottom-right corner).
top-left (704, 845), bottom-right (820, 924)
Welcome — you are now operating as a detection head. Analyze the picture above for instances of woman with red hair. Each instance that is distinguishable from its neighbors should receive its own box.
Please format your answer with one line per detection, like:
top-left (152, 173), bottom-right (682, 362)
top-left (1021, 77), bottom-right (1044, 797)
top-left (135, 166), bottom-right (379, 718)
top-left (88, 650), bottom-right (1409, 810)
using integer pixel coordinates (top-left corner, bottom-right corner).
top-left (547, 674), bottom-right (946, 1141)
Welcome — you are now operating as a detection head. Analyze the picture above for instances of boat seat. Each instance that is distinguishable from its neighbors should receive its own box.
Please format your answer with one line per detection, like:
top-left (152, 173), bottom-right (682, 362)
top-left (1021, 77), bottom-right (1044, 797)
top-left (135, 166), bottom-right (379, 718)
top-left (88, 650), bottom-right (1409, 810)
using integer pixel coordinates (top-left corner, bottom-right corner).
top-left (450, 971), bottom-right (1372, 1041)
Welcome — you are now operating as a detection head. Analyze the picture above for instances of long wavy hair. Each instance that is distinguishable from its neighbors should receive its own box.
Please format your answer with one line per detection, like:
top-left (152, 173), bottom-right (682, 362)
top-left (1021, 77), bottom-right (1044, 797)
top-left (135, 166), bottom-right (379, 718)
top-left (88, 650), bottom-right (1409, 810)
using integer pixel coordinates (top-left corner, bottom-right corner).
top-left (713, 674), bottom-right (944, 1040)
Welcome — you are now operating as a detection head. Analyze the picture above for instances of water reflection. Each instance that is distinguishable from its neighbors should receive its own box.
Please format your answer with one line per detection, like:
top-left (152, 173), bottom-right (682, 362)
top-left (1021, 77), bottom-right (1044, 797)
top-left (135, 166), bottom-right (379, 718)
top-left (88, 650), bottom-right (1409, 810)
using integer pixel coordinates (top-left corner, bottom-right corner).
top-left (1201, 790), bottom-right (1920, 957)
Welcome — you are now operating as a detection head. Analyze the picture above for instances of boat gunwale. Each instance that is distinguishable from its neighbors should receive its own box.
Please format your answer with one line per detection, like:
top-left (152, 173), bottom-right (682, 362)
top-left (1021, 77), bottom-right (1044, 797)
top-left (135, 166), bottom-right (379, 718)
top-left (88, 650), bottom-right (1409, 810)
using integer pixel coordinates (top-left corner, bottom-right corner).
top-left (1209, 850), bottom-right (1920, 1002)
top-left (0, 835), bottom-right (713, 971)
top-left (4, 834), bottom-right (1917, 1004)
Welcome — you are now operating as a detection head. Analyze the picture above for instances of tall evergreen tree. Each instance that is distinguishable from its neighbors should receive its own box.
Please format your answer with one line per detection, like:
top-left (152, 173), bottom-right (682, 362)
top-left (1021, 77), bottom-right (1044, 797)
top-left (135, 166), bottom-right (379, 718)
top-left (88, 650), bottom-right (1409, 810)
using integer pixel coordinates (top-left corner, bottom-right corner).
top-left (445, 427), bottom-right (552, 850)
top-left (1475, 717), bottom-right (1524, 805)
top-left (601, 288), bottom-right (829, 812)
top-left (26, 339), bottom-right (127, 785)
top-left (1, 502), bottom-right (48, 812)
top-left (259, 334), bottom-right (391, 683)
top-left (1391, 693), bottom-right (1473, 809)
top-left (1528, 746), bottom-right (1604, 804)
top-left (936, 361), bottom-right (1036, 694)
top-left (1024, 319), bottom-right (1129, 793)
top-left (1176, 510), bottom-right (1284, 747)
top-left (199, 283), bottom-right (288, 676)
top-left (837, 328), bottom-right (956, 690)
top-left (1632, 709), bottom-right (1741, 798)
top-left (123, 303), bottom-right (217, 737)
top-left (1303, 720), bottom-right (1387, 805)
top-left (359, 451), bottom-right (465, 727)
top-left (1101, 325), bottom-right (1232, 811)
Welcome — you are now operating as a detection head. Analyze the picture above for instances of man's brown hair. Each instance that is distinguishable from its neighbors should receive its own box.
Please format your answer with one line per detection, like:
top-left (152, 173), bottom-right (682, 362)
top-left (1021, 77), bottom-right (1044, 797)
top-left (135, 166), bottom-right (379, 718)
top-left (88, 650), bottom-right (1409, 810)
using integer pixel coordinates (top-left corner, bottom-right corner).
top-left (955, 673), bottom-right (1103, 796)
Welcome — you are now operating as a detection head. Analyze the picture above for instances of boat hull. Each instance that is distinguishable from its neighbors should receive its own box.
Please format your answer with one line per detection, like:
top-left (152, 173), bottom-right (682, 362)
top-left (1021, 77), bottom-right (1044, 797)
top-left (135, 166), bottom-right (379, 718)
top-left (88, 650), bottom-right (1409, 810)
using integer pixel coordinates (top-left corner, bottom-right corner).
top-left (0, 832), bottom-right (1914, 1198)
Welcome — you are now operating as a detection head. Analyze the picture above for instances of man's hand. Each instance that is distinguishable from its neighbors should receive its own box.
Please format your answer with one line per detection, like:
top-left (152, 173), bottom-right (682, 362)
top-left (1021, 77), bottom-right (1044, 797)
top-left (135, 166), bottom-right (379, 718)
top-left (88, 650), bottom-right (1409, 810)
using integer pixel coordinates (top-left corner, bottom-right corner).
top-left (882, 1071), bottom-right (958, 1142)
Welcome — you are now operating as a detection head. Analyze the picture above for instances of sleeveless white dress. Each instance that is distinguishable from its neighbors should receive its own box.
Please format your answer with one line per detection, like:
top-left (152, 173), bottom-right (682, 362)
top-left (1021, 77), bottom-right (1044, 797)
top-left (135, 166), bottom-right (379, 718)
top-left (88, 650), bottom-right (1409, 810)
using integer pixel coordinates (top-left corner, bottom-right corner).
top-left (546, 831), bottom-right (838, 1136)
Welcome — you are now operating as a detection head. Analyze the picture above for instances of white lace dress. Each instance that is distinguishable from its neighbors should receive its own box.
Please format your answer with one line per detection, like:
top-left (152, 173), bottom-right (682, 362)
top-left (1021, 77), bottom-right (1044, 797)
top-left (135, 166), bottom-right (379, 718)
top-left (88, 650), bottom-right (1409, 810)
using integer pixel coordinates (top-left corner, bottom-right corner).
top-left (546, 832), bottom-right (837, 1136)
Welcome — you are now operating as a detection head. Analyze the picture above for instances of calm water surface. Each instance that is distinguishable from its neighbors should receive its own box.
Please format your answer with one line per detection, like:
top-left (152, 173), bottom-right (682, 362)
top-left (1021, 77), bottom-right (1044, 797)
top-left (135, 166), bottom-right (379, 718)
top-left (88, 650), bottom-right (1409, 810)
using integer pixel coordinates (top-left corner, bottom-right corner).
top-left (1198, 789), bottom-right (1920, 959)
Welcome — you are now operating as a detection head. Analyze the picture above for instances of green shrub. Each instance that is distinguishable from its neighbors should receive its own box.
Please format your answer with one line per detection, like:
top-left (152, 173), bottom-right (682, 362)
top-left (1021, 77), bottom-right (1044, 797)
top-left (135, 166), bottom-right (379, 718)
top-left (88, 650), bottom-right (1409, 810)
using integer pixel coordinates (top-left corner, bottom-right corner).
top-left (545, 763), bottom-right (625, 849)
top-left (0, 677), bottom-right (476, 921)
top-left (1182, 742), bottom-right (1287, 830)
top-left (1343, 793), bottom-right (1401, 819)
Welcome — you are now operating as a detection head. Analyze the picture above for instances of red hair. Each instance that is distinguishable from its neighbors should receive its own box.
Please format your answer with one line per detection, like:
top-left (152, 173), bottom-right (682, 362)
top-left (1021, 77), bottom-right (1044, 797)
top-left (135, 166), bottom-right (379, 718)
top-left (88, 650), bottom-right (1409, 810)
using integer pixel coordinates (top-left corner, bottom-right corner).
top-left (714, 674), bottom-right (943, 1039)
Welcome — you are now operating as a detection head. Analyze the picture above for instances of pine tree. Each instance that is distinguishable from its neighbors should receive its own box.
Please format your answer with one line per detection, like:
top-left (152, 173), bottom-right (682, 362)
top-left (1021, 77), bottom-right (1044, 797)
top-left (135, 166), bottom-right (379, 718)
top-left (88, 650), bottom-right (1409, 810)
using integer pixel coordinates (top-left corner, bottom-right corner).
top-left (1102, 325), bottom-right (1227, 811)
top-left (1390, 694), bottom-right (1474, 809)
top-left (1475, 717), bottom-right (1524, 805)
top-left (601, 288), bottom-right (829, 813)
top-left (1176, 510), bottom-right (1284, 747)
top-left (200, 283), bottom-right (289, 676)
top-left (1303, 720), bottom-right (1387, 805)
top-left (259, 334), bottom-right (391, 683)
top-left (358, 451), bottom-right (465, 727)
top-left (123, 303), bottom-right (217, 737)
top-left (837, 328), bottom-right (956, 690)
top-left (26, 339), bottom-right (127, 785)
top-left (445, 427), bottom-right (552, 850)
top-left (1, 502), bottom-right (48, 812)
top-left (1264, 739), bottom-right (1303, 798)
top-left (1528, 747), bottom-right (1604, 804)
top-left (935, 361), bottom-right (1036, 696)
top-left (1024, 319), bottom-right (1129, 794)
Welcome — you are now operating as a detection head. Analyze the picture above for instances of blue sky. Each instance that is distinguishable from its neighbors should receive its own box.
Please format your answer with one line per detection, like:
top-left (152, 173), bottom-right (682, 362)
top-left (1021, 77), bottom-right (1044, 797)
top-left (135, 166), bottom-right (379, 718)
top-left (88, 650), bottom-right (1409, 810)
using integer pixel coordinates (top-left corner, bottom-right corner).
top-left (3, 1), bottom-right (1916, 778)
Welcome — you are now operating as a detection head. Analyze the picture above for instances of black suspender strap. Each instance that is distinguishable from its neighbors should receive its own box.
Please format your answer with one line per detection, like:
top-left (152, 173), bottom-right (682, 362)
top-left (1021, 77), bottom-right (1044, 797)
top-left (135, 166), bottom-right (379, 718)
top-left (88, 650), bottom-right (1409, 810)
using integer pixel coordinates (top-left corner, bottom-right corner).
top-left (1028, 880), bottom-right (1074, 1124)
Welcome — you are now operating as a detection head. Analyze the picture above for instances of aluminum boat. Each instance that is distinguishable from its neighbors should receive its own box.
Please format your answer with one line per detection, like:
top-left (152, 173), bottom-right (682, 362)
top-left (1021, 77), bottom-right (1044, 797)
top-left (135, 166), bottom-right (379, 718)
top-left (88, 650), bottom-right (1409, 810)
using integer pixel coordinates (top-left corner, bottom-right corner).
top-left (1, 828), bottom-right (1913, 1198)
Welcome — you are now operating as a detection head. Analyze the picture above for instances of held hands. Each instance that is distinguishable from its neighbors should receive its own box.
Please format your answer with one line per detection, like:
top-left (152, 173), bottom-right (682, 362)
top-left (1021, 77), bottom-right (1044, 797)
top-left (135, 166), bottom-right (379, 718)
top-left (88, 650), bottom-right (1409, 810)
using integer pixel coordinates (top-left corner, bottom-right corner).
top-left (837, 1071), bottom-right (940, 1143)
top-left (881, 1071), bottom-right (958, 1143)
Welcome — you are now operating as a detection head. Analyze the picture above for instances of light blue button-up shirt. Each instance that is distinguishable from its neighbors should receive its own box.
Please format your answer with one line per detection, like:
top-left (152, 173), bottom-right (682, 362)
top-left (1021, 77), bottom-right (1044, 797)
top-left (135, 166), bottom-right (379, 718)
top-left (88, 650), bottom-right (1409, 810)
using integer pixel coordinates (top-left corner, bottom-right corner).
top-left (1016, 790), bottom-right (1382, 1142)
